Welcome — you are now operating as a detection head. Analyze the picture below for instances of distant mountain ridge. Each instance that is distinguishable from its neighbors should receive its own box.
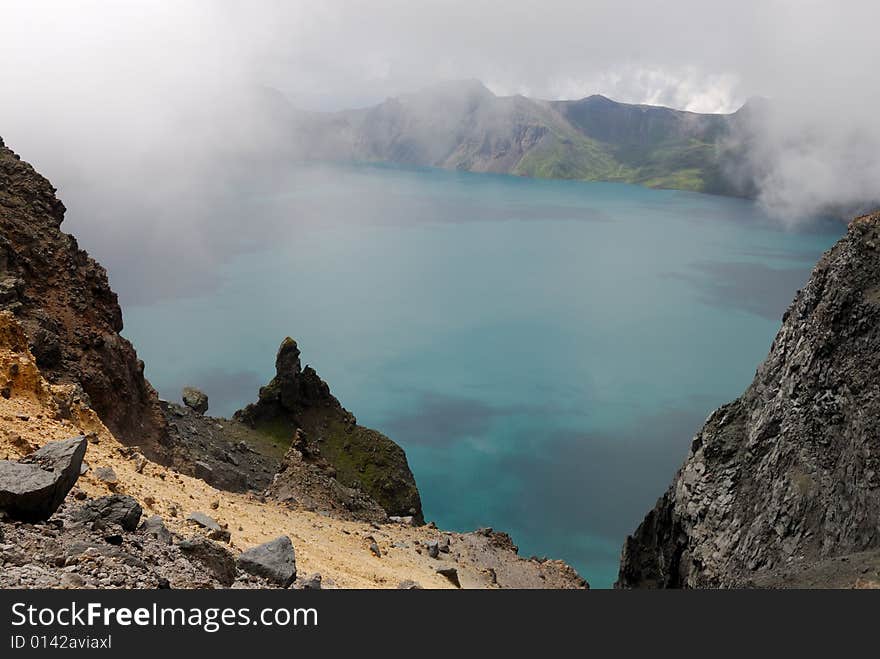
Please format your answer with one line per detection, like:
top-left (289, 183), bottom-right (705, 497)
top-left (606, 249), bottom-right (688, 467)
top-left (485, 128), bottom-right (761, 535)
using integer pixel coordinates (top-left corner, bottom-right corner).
top-left (284, 80), bottom-right (755, 197)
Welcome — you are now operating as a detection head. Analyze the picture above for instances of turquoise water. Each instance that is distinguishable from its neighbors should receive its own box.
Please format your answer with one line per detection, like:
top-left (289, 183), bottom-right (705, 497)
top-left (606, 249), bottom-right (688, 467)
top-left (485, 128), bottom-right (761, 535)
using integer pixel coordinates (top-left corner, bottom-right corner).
top-left (121, 165), bottom-right (841, 587)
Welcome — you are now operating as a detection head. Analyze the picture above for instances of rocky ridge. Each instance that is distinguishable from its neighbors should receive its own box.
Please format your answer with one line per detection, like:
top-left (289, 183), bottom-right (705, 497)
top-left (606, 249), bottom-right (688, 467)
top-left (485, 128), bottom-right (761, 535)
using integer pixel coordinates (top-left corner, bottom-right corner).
top-left (287, 80), bottom-right (746, 196)
top-left (0, 136), bottom-right (168, 460)
top-left (235, 338), bottom-right (423, 523)
top-left (618, 212), bottom-right (880, 588)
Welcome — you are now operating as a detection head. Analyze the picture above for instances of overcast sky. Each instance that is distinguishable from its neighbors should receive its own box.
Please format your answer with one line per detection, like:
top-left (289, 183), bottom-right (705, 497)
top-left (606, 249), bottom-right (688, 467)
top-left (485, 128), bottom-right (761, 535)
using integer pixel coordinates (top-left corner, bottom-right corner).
top-left (3, 0), bottom-right (876, 114)
top-left (1, 0), bottom-right (878, 302)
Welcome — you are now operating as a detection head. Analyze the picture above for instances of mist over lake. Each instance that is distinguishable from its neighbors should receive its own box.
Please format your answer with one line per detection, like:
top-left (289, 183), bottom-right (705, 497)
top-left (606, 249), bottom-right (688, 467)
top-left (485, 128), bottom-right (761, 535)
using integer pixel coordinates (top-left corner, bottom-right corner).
top-left (120, 165), bottom-right (841, 587)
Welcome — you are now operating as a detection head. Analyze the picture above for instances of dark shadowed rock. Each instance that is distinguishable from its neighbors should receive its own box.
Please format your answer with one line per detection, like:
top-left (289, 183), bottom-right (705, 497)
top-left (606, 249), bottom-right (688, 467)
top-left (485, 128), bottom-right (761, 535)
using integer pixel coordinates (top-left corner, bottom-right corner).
top-left (0, 140), bottom-right (169, 460)
top-left (0, 436), bottom-right (87, 520)
top-left (73, 494), bottom-right (143, 531)
top-left (619, 212), bottom-right (880, 588)
top-left (178, 536), bottom-right (237, 587)
top-left (236, 535), bottom-right (297, 587)
top-left (436, 567), bottom-right (461, 588)
top-left (182, 387), bottom-right (209, 414)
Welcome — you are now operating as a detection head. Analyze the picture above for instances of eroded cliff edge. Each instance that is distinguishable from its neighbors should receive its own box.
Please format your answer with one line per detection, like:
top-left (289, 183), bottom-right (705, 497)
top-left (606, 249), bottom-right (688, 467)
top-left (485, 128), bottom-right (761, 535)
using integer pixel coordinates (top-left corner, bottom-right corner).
top-left (0, 137), bottom-right (169, 460)
top-left (0, 136), bottom-right (584, 588)
top-left (618, 212), bottom-right (880, 588)
top-left (234, 338), bottom-right (423, 523)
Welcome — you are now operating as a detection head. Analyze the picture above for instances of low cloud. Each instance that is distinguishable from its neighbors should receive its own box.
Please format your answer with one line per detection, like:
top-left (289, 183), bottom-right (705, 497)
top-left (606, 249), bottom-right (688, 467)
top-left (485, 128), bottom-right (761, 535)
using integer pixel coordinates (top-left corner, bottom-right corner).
top-left (0, 0), bottom-right (877, 281)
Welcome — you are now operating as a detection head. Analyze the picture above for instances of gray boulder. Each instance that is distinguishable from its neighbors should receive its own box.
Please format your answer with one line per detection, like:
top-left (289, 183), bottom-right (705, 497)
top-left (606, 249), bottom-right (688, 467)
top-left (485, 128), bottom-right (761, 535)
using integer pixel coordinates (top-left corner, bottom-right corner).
top-left (178, 536), bottom-right (236, 586)
top-left (187, 510), bottom-right (221, 531)
top-left (94, 466), bottom-right (118, 485)
top-left (74, 494), bottom-right (143, 531)
top-left (236, 536), bottom-right (297, 587)
top-left (0, 436), bottom-right (87, 520)
top-left (182, 387), bottom-right (209, 414)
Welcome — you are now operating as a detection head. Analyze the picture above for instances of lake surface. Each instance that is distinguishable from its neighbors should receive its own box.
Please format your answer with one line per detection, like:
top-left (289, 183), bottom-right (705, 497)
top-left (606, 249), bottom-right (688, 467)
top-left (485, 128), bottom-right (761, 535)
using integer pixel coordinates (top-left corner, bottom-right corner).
top-left (120, 165), bottom-right (841, 587)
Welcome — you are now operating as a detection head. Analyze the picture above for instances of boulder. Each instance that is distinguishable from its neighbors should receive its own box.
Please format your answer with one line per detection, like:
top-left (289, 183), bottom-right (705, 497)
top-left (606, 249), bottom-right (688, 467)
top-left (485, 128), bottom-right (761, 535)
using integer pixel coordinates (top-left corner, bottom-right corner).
top-left (436, 567), bottom-right (461, 588)
top-left (234, 338), bottom-right (423, 523)
top-left (182, 387), bottom-right (209, 414)
top-left (187, 510), bottom-right (221, 532)
top-left (94, 466), bottom-right (118, 485)
top-left (178, 536), bottom-right (236, 586)
top-left (0, 436), bottom-right (87, 520)
top-left (236, 536), bottom-right (297, 587)
top-left (73, 495), bottom-right (143, 531)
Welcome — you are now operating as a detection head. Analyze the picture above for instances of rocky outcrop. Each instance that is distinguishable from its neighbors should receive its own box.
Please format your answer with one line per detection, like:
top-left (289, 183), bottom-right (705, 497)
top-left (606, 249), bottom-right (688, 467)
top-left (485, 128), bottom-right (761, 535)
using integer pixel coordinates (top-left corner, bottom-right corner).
top-left (0, 436), bottom-right (87, 520)
top-left (235, 338), bottom-right (423, 523)
top-left (266, 428), bottom-right (389, 522)
top-left (618, 211), bottom-right (880, 588)
top-left (182, 387), bottom-right (208, 414)
top-left (0, 265), bottom-right (586, 590)
top-left (160, 400), bottom-right (280, 493)
top-left (0, 137), bottom-right (168, 459)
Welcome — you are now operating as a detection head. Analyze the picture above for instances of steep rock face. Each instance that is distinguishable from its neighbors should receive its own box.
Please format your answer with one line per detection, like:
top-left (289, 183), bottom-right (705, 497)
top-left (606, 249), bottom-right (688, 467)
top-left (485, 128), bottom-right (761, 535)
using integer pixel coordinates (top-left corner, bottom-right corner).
top-left (0, 137), bottom-right (168, 459)
top-left (235, 338), bottom-right (423, 523)
top-left (618, 212), bottom-right (880, 588)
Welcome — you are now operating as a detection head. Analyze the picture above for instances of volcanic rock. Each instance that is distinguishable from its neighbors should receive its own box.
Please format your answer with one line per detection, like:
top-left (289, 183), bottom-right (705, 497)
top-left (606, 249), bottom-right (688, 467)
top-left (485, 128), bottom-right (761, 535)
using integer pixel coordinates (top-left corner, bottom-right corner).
top-left (0, 138), bottom-right (169, 459)
top-left (619, 212), bottom-right (880, 588)
top-left (236, 535), bottom-right (297, 587)
top-left (178, 536), bottom-right (237, 587)
top-left (0, 436), bottom-right (87, 520)
top-left (73, 494), bottom-right (143, 531)
top-left (182, 387), bottom-right (209, 414)
top-left (235, 337), bottom-right (422, 522)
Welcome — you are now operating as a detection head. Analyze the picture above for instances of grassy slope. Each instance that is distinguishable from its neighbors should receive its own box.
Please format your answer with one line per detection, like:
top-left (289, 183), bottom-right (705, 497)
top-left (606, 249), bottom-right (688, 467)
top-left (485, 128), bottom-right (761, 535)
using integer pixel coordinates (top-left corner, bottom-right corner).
top-left (313, 85), bottom-right (745, 196)
top-left (514, 133), bottom-right (723, 193)
top-left (252, 408), bottom-right (423, 521)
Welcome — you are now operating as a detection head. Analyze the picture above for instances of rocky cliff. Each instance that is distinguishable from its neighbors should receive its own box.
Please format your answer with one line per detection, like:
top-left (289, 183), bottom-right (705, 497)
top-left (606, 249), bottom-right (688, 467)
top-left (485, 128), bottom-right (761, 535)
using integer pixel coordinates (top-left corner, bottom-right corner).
top-left (618, 212), bottom-right (880, 588)
top-left (0, 137), bottom-right (169, 459)
top-left (235, 338), bottom-right (423, 523)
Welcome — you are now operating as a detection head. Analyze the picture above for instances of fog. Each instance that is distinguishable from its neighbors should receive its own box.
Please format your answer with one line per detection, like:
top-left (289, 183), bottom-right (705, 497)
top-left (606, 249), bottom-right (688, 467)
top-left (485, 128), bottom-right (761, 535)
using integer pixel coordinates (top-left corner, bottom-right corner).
top-left (1, 1), bottom-right (879, 302)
